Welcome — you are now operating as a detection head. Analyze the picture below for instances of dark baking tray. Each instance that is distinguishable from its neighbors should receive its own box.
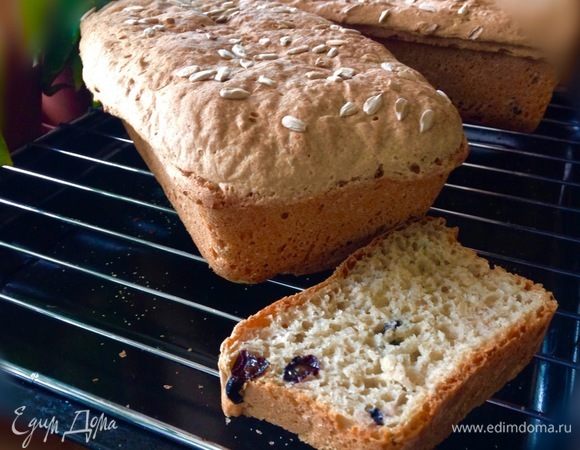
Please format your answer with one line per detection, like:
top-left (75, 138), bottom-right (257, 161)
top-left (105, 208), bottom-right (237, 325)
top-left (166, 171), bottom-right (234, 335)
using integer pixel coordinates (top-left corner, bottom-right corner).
top-left (0, 90), bottom-right (578, 449)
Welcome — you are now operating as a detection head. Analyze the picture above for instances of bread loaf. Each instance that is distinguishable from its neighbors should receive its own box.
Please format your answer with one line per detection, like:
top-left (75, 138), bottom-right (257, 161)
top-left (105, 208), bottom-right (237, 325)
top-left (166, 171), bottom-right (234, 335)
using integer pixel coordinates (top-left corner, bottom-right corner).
top-left (80, 0), bottom-right (466, 283)
top-left (280, 0), bottom-right (579, 131)
top-left (219, 218), bottom-right (557, 449)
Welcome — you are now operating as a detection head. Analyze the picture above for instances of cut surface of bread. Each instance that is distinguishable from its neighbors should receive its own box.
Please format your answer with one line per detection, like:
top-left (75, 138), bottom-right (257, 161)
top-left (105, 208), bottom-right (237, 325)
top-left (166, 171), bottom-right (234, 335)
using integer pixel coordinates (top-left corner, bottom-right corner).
top-left (219, 218), bottom-right (557, 449)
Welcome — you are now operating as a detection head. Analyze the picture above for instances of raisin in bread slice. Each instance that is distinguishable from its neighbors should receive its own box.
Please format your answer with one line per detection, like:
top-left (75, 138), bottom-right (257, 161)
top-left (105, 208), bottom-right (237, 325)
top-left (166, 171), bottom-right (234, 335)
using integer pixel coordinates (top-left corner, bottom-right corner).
top-left (218, 218), bottom-right (557, 450)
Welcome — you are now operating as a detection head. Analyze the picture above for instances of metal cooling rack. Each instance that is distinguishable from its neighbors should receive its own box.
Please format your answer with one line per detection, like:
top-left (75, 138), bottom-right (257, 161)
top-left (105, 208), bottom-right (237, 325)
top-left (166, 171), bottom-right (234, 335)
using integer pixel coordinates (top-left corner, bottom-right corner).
top-left (0, 92), bottom-right (578, 449)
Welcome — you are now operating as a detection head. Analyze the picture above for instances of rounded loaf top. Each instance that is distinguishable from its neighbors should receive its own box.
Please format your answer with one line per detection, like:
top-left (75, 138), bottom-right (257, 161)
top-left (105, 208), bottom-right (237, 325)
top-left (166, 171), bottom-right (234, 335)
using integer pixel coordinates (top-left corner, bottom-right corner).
top-left (80, 0), bottom-right (465, 204)
top-left (281, 0), bottom-right (580, 61)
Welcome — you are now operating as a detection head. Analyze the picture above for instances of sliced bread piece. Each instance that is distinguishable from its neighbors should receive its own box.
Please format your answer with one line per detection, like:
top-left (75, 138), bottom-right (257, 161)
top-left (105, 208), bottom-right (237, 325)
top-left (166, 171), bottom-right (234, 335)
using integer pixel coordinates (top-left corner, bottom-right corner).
top-left (218, 218), bottom-right (557, 450)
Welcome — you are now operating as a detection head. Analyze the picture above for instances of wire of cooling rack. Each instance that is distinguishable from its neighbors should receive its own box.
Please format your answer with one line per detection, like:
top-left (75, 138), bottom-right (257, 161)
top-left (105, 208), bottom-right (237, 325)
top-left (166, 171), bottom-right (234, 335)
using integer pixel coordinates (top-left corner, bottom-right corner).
top-left (0, 102), bottom-right (578, 449)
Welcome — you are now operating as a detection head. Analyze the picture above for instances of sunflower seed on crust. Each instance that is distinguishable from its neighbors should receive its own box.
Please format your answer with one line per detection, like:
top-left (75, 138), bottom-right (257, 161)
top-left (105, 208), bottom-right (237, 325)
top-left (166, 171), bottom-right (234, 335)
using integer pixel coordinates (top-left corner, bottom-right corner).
top-left (240, 59), bottom-right (254, 69)
top-left (257, 75), bottom-right (277, 87)
top-left (340, 102), bottom-right (358, 117)
top-left (468, 26), bottom-right (483, 40)
top-left (436, 90), bottom-right (451, 102)
top-left (363, 93), bottom-right (383, 115)
top-left (280, 36), bottom-right (292, 46)
top-left (207, 7), bottom-right (226, 16)
top-left (381, 62), bottom-right (396, 72)
top-left (189, 69), bottom-right (216, 82)
top-left (326, 39), bottom-right (347, 46)
top-left (271, 6), bottom-right (296, 14)
top-left (334, 67), bottom-right (356, 79)
top-left (395, 98), bottom-right (409, 121)
top-left (282, 115), bottom-right (306, 132)
top-left (418, 4), bottom-right (436, 12)
top-left (312, 44), bottom-right (328, 54)
top-left (327, 47), bottom-right (338, 58)
top-left (305, 71), bottom-right (326, 80)
top-left (123, 6), bottom-right (144, 12)
top-left (378, 9), bottom-right (391, 23)
top-left (341, 5), bottom-right (358, 15)
top-left (255, 53), bottom-right (279, 60)
top-left (258, 37), bottom-right (271, 45)
top-left (218, 49), bottom-right (236, 59)
top-left (232, 44), bottom-right (247, 58)
top-left (458, 4), bottom-right (469, 15)
top-left (215, 67), bottom-right (232, 82)
top-left (398, 68), bottom-right (420, 81)
top-left (420, 109), bottom-right (435, 133)
top-left (175, 65), bottom-right (200, 77)
top-left (314, 57), bottom-right (329, 68)
top-left (287, 45), bottom-right (309, 55)
top-left (219, 87), bottom-right (251, 99)
top-left (424, 23), bottom-right (439, 34)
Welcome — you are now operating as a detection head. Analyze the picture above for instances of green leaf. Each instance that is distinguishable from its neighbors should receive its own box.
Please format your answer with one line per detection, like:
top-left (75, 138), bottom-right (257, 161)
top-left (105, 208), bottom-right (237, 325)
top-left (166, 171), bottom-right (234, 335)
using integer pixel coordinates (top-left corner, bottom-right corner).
top-left (0, 22), bottom-right (6, 163)
top-left (40, 0), bottom-right (87, 93)
top-left (0, 133), bottom-right (13, 167)
top-left (39, 0), bottom-right (114, 95)
top-left (71, 53), bottom-right (84, 92)
top-left (20, 0), bottom-right (51, 58)
top-left (93, 0), bottom-right (114, 9)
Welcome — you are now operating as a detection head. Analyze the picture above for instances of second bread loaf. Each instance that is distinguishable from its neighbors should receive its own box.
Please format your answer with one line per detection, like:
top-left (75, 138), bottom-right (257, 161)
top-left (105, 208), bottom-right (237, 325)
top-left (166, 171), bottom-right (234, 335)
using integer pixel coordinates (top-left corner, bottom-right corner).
top-left (280, 0), bottom-right (580, 131)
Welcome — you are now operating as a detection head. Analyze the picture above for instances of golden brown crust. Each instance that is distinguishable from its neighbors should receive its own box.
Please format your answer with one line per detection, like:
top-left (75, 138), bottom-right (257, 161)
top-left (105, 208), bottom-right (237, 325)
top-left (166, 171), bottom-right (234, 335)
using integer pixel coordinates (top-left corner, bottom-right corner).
top-left (80, 0), bottom-right (465, 204)
top-left (281, 0), bottom-right (580, 62)
top-left (371, 37), bottom-right (557, 132)
top-left (279, 0), bottom-right (571, 131)
top-left (81, 0), bottom-right (468, 282)
top-left (218, 218), bottom-right (558, 449)
top-left (126, 123), bottom-right (467, 282)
